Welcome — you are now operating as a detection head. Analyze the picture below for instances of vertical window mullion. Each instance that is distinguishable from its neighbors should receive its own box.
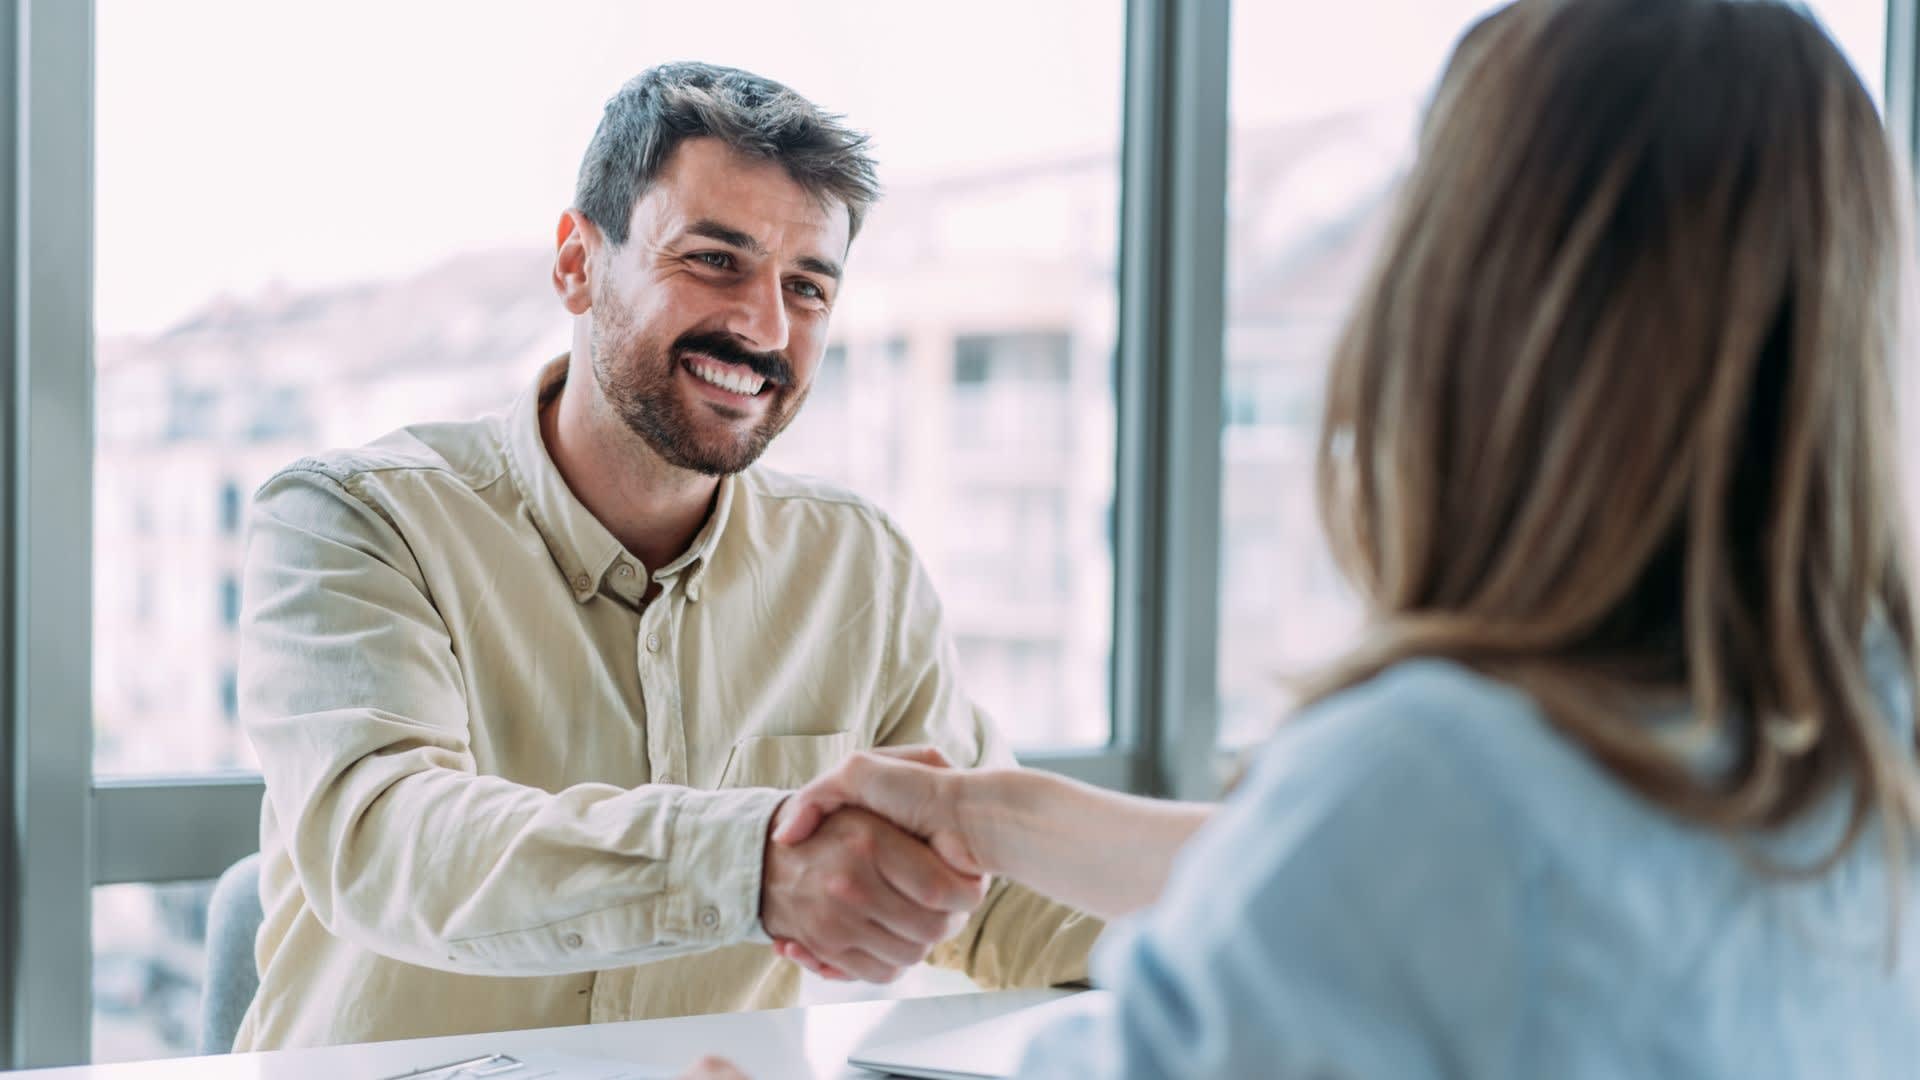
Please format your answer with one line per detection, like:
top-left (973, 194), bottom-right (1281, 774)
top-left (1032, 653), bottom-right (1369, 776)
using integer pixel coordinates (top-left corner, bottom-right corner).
top-left (11, 0), bottom-right (95, 1066)
top-left (0, 0), bottom-right (17, 1061)
top-left (1890, 0), bottom-right (1920, 161)
top-left (1114, 0), bottom-right (1231, 800)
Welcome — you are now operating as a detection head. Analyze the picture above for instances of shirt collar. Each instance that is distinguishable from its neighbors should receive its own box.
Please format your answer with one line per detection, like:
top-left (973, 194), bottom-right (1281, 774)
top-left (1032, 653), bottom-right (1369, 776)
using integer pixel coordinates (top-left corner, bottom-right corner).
top-left (502, 355), bottom-right (737, 605)
top-left (662, 473), bottom-right (735, 602)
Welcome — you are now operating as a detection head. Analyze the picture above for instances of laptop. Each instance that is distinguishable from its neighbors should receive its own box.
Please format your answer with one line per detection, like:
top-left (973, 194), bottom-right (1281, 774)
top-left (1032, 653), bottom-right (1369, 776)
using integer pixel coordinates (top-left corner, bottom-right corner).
top-left (847, 990), bottom-right (1113, 1079)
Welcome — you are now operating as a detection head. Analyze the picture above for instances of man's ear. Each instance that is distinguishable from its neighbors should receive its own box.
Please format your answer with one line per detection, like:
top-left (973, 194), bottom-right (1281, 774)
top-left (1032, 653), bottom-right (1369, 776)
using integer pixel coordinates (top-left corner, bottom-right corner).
top-left (552, 209), bottom-right (598, 316)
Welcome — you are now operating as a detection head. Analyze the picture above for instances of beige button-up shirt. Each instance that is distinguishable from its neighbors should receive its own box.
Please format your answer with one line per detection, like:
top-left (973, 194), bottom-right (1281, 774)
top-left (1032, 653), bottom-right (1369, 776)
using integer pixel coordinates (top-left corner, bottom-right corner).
top-left (233, 358), bottom-right (1100, 1050)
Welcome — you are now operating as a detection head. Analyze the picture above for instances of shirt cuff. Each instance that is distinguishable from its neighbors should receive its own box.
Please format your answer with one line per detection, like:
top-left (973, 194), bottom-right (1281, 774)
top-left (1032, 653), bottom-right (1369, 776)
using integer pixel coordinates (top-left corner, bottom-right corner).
top-left (662, 785), bottom-right (788, 948)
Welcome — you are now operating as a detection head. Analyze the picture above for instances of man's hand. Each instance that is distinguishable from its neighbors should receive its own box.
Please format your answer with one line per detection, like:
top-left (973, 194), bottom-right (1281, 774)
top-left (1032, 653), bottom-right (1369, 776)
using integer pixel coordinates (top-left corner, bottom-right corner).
top-left (771, 747), bottom-right (985, 875)
top-left (677, 1055), bottom-right (750, 1079)
top-left (761, 802), bottom-right (986, 984)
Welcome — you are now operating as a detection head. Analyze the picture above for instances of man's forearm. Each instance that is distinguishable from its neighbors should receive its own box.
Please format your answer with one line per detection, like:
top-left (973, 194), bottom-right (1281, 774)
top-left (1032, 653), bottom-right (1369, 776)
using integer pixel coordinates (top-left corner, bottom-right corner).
top-left (268, 756), bottom-right (786, 975)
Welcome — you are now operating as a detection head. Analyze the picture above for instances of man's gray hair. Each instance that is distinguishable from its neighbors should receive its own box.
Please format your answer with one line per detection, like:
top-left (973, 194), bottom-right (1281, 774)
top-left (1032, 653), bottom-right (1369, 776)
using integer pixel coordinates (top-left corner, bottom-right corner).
top-left (574, 62), bottom-right (880, 245)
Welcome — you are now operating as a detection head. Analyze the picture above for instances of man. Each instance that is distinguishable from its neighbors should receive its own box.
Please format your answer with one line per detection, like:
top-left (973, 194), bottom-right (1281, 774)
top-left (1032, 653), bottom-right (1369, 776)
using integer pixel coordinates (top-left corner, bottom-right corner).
top-left (233, 62), bottom-right (1100, 1050)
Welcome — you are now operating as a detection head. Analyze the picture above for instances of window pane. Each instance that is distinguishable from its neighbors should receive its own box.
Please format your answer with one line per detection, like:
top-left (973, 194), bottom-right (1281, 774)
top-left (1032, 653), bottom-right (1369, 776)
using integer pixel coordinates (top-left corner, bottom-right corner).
top-left (94, 1), bottom-right (1124, 776)
top-left (92, 882), bottom-right (213, 1063)
top-left (1817, 1), bottom-right (1889, 102)
top-left (1217, 1), bottom-right (1887, 747)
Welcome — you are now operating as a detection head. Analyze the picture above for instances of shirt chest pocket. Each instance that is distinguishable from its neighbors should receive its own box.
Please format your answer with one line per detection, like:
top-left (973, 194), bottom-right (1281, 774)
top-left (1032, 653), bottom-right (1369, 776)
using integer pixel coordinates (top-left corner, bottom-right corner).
top-left (716, 731), bottom-right (861, 791)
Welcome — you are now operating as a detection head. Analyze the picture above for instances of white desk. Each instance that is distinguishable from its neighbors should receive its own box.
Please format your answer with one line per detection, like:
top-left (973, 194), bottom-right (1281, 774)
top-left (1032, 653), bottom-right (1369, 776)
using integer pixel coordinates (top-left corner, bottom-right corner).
top-left (13, 989), bottom-right (1077, 1079)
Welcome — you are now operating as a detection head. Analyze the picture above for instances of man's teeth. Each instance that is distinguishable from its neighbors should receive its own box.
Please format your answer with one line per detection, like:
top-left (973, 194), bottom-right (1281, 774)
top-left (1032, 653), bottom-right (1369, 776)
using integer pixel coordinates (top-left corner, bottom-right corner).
top-left (688, 357), bottom-right (767, 396)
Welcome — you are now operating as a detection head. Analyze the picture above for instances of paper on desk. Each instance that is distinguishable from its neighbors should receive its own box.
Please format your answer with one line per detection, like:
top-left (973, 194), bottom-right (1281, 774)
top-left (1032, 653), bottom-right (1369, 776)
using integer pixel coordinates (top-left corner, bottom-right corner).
top-left (393, 1050), bottom-right (675, 1079)
top-left (506, 1053), bottom-right (676, 1079)
top-left (525, 1052), bottom-right (680, 1079)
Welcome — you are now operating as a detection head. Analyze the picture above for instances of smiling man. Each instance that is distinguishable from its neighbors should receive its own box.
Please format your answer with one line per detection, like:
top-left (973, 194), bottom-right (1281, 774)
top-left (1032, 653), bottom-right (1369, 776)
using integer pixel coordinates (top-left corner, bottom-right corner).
top-left (232, 63), bottom-right (1099, 1050)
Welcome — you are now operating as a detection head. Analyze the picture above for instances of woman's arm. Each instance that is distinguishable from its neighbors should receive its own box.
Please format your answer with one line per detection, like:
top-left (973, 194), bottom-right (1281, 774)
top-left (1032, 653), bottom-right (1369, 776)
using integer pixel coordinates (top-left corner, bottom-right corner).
top-left (771, 750), bottom-right (1216, 922)
top-left (952, 766), bottom-right (1214, 921)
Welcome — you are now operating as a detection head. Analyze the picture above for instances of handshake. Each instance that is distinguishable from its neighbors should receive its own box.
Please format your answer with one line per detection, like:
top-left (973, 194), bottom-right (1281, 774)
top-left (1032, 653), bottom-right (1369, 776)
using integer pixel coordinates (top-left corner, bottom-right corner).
top-left (709, 750), bottom-right (1205, 1079)
top-left (757, 747), bottom-right (1001, 984)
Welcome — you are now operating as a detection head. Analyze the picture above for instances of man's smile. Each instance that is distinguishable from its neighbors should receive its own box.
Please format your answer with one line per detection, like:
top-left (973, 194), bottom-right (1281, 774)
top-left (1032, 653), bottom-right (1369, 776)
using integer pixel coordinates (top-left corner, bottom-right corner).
top-left (681, 350), bottom-right (772, 402)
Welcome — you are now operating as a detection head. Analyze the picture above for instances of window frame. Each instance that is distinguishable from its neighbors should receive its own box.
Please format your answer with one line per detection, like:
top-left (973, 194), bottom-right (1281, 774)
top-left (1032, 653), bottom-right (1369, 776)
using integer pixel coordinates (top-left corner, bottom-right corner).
top-left (8, 0), bottom-right (96, 1066)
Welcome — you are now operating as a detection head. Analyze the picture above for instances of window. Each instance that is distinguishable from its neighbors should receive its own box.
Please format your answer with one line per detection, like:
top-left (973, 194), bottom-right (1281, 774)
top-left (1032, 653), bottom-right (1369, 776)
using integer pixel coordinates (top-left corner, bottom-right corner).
top-left (216, 481), bottom-right (242, 537)
top-left (95, 1), bottom-right (1122, 783)
top-left (217, 575), bottom-right (239, 630)
top-left (935, 332), bottom-right (1105, 743)
top-left (1214, 0), bottom-right (1890, 748)
top-left (91, 884), bottom-right (212, 1062)
top-left (218, 669), bottom-right (238, 726)
top-left (90, 0), bottom-right (1123, 1060)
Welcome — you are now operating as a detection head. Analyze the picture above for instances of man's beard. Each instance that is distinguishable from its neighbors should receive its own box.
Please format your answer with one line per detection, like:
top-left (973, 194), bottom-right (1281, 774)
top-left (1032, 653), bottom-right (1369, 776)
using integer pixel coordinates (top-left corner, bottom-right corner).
top-left (589, 303), bottom-right (807, 477)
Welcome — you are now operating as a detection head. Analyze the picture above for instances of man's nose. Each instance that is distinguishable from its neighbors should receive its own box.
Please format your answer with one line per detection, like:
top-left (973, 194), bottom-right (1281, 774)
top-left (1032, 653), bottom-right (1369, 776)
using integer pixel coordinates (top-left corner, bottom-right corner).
top-left (723, 269), bottom-right (790, 355)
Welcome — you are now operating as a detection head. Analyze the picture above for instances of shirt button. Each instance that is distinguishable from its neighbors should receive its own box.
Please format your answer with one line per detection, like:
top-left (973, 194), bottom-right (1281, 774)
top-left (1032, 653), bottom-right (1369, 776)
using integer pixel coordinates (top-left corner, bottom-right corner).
top-left (615, 562), bottom-right (634, 577)
top-left (699, 908), bottom-right (719, 929)
top-left (573, 574), bottom-right (590, 591)
top-left (563, 932), bottom-right (584, 949)
top-left (646, 633), bottom-right (661, 653)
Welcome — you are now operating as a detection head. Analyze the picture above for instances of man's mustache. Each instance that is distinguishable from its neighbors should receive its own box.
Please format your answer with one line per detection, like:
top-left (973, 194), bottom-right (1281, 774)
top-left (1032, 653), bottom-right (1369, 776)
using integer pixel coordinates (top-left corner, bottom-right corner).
top-left (673, 332), bottom-right (795, 388)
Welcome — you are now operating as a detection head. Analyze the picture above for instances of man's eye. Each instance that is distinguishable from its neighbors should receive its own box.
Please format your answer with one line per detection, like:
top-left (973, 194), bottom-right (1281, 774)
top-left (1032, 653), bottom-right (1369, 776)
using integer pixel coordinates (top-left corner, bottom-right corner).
top-left (693, 252), bottom-right (734, 270)
top-left (789, 279), bottom-right (825, 300)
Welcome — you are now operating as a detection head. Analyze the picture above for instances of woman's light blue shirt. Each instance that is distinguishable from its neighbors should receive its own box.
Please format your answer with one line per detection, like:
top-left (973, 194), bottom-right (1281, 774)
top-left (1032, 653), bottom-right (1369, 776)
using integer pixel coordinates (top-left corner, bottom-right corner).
top-left (1017, 658), bottom-right (1920, 1078)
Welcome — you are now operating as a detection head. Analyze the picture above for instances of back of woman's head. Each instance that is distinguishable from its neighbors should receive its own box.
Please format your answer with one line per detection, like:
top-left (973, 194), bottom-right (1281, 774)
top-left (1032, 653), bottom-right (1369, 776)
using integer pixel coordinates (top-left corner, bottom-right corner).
top-left (1319, 0), bottom-right (1920, 854)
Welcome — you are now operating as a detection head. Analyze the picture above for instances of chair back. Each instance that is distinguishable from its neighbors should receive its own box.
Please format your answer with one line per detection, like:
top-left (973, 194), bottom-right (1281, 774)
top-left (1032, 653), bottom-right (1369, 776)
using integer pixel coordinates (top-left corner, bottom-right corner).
top-left (198, 851), bottom-right (264, 1054)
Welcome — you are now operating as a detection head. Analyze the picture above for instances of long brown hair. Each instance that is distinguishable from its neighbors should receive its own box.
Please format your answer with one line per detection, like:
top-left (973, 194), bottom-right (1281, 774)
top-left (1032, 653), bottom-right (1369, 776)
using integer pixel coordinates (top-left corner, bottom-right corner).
top-left (1314, 0), bottom-right (1920, 872)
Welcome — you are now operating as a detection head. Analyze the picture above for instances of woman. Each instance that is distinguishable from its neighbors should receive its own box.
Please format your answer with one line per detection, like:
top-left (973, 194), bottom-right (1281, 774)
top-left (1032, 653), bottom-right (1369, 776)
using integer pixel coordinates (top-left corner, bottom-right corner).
top-left (693, 0), bottom-right (1920, 1074)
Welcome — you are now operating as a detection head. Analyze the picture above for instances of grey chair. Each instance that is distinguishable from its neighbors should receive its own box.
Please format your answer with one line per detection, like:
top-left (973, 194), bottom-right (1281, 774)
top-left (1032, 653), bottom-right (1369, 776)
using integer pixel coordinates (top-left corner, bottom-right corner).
top-left (199, 851), bottom-right (264, 1054)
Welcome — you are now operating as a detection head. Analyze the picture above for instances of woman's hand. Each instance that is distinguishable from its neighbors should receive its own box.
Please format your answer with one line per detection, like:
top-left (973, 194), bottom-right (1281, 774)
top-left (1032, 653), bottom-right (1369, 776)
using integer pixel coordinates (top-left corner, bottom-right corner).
top-left (780, 750), bottom-right (1218, 926)
top-left (773, 745), bottom-right (1211, 944)
top-left (770, 746), bottom-right (994, 981)
top-left (771, 746), bottom-right (987, 875)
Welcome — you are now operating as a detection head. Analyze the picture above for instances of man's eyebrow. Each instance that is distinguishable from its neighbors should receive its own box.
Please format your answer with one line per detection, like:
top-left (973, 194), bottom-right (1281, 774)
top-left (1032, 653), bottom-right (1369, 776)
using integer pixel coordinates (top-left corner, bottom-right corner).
top-left (685, 218), bottom-right (843, 281)
top-left (794, 254), bottom-right (843, 281)
top-left (685, 219), bottom-right (764, 254)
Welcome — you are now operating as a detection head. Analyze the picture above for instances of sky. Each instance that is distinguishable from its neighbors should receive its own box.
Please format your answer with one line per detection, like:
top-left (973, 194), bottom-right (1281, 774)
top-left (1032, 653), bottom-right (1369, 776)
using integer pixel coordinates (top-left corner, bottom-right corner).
top-left (95, 0), bottom-right (1888, 337)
